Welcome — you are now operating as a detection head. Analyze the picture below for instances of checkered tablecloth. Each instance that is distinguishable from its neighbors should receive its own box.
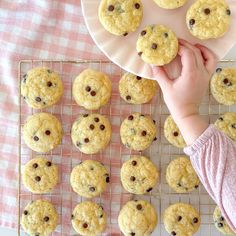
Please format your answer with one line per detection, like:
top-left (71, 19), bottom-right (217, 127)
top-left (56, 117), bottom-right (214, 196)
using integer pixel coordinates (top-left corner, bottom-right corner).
top-left (0, 0), bottom-right (106, 229)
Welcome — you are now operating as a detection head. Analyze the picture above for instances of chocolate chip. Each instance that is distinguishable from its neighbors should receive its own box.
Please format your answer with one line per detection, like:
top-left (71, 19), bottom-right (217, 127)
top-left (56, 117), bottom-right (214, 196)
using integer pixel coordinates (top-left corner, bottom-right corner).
top-left (94, 117), bottom-right (99, 122)
top-left (44, 216), bottom-right (49, 222)
top-left (47, 69), bottom-right (52, 73)
top-left (171, 231), bottom-right (176, 236)
top-left (33, 163), bottom-right (38, 168)
top-left (46, 161), bottom-right (52, 167)
top-left (126, 95), bottom-right (131, 100)
top-left (189, 19), bottom-right (195, 26)
top-left (218, 222), bottom-right (223, 228)
top-left (83, 223), bottom-right (88, 228)
top-left (140, 114), bottom-right (145, 117)
top-left (35, 176), bottom-right (41, 182)
top-left (204, 8), bottom-right (211, 15)
top-left (216, 68), bottom-right (222, 73)
top-left (90, 91), bottom-right (96, 96)
top-left (141, 30), bottom-right (146, 36)
top-left (45, 130), bottom-right (51, 135)
top-left (131, 160), bottom-right (137, 166)
top-left (146, 187), bottom-right (152, 192)
top-left (100, 124), bottom-right (105, 130)
top-left (223, 78), bottom-right (229, 84)
top-left (100, 214), bottom-right (103, 218)
top-left (23, 96), bottom-right (26, 99)
top-left (130, 176), bottom-right (136, 181)
top-left (152, 43), bottom-right (158, 49)
top-left (83, 114), bottom-right (89, 117)
top-left (89, 124), bottom-right (95, 130)
top-left (164, 32), bottom-right (168, 38)
top-left (71, 214), bottom-right (74, 219)
top-left (220, 216), bottom-right (224, 221)
top-left (24, 210), bottom-right (28, 215)
top-left (130, 233), bottom-right (135, 236)
top-left (108, 5), bottom-right (114, 11)
top-left (134, 3), bottom-right (140, 9)
top-left (86, 86), bottom-right (91, 92)
top-left (23, 74), bottom-right (27, 80)
top-left (232, 124), bottom-right (236, 129)
top-left (84, 138), bottom-right (89, 143)
top-left (173, 131), bottom-right (179, 137)
top-left (195, 185), bottom-right (199, 188)
top-left (193, 217), bottom-right (198, 223)
top-left (123, 32), bottom-right (128, 36)
top-left (33, 136), bottom-right (39, 141)
top-left (136, 76), bottom-right (142, 80)
top-left (218, 117), bottom-right (224, 121)
top-left (177, 216), bottom-right (182, 221)
top-left (128, 115), bottom-right (133, 120)
top-left (89, 186), bottom-right (95, 192)
top-left (177, 183), bottom-right (181, 187)
top-left (153, 137), bottom-right (157, 141)
top-left (35, 97), bottom-right (41, 102)
top-left (136, 204), bottom-right (142, 210)
top-left (153, 120), bottom-right (156, 124)
top-left (141, 130), bottom-right (147, 136)
top-left (47, 81), bottom-right (52, 87)
top-left (138, 52), bottom-right (143, 56)
top-left (35, 234), bottom-right (39, 236)
top-left (226, 9), bottom-right (231, 15)
top-left (76, 142), bottom-right (81, 147)
top-left (106, 176), bottom-right (110, 183)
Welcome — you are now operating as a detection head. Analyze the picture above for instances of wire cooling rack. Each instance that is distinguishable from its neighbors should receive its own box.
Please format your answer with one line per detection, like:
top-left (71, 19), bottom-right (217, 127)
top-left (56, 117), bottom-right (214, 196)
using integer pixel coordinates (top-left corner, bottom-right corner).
top-left (18, 59), bottom-right (236, 236)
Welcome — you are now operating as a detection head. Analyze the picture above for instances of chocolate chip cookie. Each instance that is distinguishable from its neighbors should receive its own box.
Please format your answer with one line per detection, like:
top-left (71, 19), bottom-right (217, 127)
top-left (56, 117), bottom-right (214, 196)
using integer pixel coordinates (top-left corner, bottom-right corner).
top-left (73, 69), bottom-right (112, 110)
top-left (21, 67), bottom-right (63, 109)
top-left (23, 113), bottom-right (63, 153)
top-left (121, 155), bottom-right (159, 194)
top-left (136, 24), bottom-right (178, 65)
top-left (118, 200), bottom-right (158, 236)
top-left (99, 0), bottom-right (143, 36)
top-left (70, 160), bottom-right (110, 198)
top-left (71, 113), bottom-right (112, 154)
top-left (120, 112), bottom-right (157, 151)
top-left (22, 157), bottom-right (58, 193)
top-left (119, 72), bottom-right (158, 104)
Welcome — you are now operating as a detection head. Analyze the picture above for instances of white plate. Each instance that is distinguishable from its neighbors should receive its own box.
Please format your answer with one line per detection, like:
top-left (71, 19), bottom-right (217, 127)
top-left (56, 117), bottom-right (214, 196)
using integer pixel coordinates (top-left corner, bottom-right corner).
top-left (81, 0), bottom-right (236, 79)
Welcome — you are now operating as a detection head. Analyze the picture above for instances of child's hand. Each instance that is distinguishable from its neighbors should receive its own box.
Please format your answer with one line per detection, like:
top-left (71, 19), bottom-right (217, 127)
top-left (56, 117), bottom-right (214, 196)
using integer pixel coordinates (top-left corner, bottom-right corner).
top-left (152, 39), bottom-right (218, 145)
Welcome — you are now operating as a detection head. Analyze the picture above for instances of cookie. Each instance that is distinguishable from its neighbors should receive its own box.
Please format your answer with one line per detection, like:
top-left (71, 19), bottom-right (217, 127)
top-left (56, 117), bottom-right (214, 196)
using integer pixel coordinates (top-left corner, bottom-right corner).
top-left (71, 113), bottom-right (112, 154)
top-left (73, 69), bottom-right (112, 110)
top-left (153, 0), bottom-right (187, 9)
top-left (186, 0), bottom-right (231, 40)
top-left (21, 199), bottom-right (58, 236)
top-left (23, 113), bottom-right (63, 153)
top-left (215, 112), bottom-right (236, 142)
top-left (166, 156), bottom-right (200, 193)
top-left (70, 160), bottom-right (109, 198)
top-left (22, 157), bottom-right (58, 193)
top-left (119, 72), bottom-right (158, 104)
top-left (211, 68), bottom-right (236, 105)
top-left (71, 201), bottom-right (106, 236)
top-left (118, 200), bottom-right (158, 236)
top-left (163, 203), bottom-right (201, 236)
top-left (98, 0), bottom-right (143, 36)
top-left (136, 24), bottom-right (178, 65)
top-left (164, 115), bottom-right (186, 148)
top-left (21, 67), bottom-right (63, 109)
top-left (121, 155), bottom-right (159, 194)
top-left (120, 112), bottom-right (157, 151)
top-left (213, 206), bottom-right (235, 235)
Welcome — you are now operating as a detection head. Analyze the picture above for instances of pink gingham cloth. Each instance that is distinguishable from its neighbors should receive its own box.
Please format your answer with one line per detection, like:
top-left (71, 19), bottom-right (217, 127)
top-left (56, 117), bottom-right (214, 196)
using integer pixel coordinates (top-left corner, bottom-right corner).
top-left (0, 1), bottom-right (106, 229)
top-left (184, 125), bottom-right (236, 233)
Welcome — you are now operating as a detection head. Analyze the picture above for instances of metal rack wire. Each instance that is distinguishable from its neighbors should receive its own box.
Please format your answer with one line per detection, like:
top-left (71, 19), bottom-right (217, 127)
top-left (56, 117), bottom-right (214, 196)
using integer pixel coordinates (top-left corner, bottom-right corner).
top-left (18, 59), bottom-right (236, 235)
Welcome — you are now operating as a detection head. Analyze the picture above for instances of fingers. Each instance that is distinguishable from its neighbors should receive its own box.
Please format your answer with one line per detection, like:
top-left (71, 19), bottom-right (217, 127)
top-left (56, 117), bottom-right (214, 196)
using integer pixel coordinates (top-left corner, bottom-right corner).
top-left (178, 44), bottom-right (197, 75)
top-left (195, 44), bottom-right (218, 74)
top-left (151, 65), bottom-right (172, 89)
top-left (179, 39), bottom-right (204, 67)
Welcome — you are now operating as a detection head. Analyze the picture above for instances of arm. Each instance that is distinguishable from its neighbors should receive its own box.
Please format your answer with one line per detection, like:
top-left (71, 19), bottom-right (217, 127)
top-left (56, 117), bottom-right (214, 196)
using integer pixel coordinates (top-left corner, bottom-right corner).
top-left (152, 39), bottom-right (236, 232)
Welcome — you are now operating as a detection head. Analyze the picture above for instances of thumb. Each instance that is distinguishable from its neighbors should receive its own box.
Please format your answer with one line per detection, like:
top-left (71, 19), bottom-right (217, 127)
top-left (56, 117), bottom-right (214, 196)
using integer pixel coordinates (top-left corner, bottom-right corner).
top-left (151, 65), bottom-right (172, 89)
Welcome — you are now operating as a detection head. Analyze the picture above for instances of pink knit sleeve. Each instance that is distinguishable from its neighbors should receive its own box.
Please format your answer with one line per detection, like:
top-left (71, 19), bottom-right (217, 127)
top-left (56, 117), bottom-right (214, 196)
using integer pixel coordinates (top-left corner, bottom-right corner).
top-left (184, 125), bottom-right (236, 233)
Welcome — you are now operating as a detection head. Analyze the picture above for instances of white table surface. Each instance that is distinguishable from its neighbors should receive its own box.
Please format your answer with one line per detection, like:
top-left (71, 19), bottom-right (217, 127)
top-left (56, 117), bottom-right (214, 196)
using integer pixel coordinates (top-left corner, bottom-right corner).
top-left (2, 44), bottom-right (236, 235)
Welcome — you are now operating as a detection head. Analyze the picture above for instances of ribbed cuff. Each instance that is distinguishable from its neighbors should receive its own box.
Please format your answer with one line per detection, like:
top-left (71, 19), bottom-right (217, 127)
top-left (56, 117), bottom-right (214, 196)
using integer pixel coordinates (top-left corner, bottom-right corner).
top-left (184, 125), bottom-right (216, 156)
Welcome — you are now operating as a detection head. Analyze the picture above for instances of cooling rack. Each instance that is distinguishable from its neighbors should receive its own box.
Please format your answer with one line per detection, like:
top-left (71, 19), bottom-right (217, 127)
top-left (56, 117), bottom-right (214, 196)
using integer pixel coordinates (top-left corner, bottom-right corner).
top-left (18, 59), bottom-right (236, 235)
